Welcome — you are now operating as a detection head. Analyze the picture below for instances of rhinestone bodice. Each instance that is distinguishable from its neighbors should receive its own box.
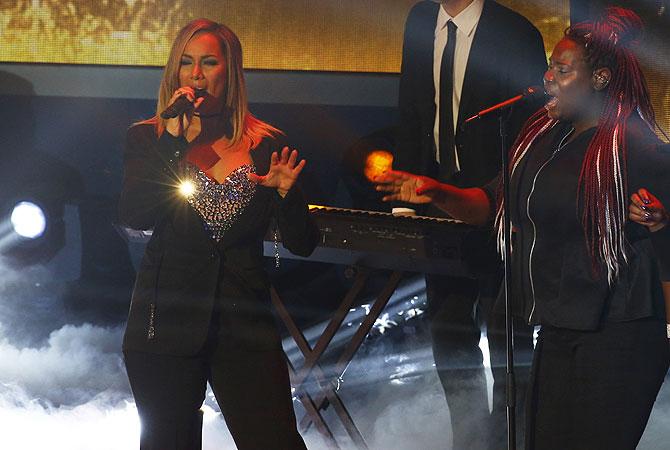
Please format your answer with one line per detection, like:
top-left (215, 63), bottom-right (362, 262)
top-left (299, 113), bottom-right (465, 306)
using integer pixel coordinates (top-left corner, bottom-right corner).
top-left (183, 163), bottom-right (257, 241)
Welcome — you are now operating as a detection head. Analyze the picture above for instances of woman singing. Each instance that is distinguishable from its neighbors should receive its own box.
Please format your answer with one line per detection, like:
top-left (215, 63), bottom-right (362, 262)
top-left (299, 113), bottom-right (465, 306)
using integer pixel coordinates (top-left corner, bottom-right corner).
top-left (376, 8), bottom-right (669, 449)
top-left (118, 18), bottom-right (318, 450)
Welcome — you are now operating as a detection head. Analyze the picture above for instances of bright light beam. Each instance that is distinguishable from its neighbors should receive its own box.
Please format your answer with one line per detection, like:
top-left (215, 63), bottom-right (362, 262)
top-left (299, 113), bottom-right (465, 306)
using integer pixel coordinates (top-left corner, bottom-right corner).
top-left (10, 201), bottom-right (46, 239)
top-left (178, 180), bottom-right (196, 198)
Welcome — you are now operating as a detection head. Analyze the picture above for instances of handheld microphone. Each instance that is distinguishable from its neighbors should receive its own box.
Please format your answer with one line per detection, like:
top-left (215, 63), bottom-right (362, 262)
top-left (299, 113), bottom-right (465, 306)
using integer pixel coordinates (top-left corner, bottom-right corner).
top-left (160, 88), bottom-right (207, 119)
top-left (464, 86), bottom-right (545, 125)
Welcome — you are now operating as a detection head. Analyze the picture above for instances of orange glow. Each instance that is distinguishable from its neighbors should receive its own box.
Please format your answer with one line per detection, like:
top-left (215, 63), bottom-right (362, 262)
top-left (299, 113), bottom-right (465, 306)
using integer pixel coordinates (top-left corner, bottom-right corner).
top-left (363, 150), bottom-right (394, 182)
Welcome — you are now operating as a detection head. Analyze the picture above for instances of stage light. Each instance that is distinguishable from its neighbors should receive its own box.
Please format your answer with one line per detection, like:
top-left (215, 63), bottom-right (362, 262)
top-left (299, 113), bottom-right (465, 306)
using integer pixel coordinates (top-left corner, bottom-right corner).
top-left (178, 180), bottom-right (196, 198)
top-left (1, 196), bottom-right (65, 267)
top-left (363, 150), bottom-right (394, 182)
top-left (10, 201), bottom-right (47, 239)
top-left (340, 127), bottom-right (396, 211)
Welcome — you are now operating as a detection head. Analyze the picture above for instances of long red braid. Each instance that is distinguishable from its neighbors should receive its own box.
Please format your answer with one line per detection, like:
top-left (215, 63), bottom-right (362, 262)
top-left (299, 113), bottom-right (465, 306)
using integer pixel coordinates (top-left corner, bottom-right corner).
top-left (497, 7), bottom-right (656, 283)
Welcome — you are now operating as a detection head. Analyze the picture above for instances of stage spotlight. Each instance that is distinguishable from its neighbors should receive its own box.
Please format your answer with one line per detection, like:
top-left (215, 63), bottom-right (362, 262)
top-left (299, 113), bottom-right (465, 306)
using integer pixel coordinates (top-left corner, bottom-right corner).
top-left (178, 180), bottom-right (196, 198)
top-left (340, 126), bottom-right (397, 211)
top-left (1, 196), bottom-right (65, 267)
top-left (10, 201), bottom-right (47, 239)
top-left (363, 149), bottom-right (393, 182)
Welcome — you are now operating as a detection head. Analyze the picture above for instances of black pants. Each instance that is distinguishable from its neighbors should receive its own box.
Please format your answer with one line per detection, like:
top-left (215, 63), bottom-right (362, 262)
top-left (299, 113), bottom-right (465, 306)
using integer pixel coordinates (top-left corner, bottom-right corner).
top-left (124, 287), bottom-right (306, 450)
top-left (124, 343), bottom-right (305, 450)
top-left (426, 274), bottom-right (534, 450)
top-left (526, 319), bottom-right (669, 450)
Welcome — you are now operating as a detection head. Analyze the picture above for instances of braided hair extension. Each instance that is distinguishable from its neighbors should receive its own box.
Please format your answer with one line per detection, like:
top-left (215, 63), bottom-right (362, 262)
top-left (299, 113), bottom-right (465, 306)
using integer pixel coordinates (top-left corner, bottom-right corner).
top-left (496, 7), bottom-right (656, 283)
top-left (569, 7), bottom-right (655, 282)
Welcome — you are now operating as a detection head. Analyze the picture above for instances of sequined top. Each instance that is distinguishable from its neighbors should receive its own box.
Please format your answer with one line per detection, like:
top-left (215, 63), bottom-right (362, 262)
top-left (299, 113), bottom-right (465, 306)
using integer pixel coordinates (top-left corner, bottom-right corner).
top-left (183, 163), bottom-right (257, 241)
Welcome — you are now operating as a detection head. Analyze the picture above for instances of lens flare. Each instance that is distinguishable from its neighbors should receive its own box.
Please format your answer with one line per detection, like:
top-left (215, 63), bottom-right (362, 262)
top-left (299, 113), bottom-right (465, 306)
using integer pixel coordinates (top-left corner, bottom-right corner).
top-left (10, 201), bottom-right (46, 239)
top-left (178, 180), bottom-right (196, 198)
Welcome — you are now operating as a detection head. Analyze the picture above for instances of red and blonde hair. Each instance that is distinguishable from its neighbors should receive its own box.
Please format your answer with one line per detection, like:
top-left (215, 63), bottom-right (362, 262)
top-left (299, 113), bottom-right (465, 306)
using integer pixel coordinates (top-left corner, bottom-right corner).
top-left (497, 7), bottom-right (657, 283)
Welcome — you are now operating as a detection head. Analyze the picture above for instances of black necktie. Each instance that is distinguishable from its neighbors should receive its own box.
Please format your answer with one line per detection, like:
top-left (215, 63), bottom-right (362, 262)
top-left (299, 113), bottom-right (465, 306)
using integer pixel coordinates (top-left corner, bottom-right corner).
top-left (439, 20), bottom-right (458, 180)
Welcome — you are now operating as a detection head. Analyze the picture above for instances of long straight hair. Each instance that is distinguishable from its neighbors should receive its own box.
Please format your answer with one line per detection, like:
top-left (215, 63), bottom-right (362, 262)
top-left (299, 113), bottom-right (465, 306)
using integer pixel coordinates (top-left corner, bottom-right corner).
top-left (142, 18), bottom-right (279, 147)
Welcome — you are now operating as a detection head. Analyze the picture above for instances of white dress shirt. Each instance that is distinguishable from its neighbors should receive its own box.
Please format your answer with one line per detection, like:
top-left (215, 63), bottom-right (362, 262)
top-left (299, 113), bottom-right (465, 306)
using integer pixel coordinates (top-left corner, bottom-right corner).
top-left (433, 0), bottom-right (484, 171)
top-left (393, 0), bottom-right (484, 216)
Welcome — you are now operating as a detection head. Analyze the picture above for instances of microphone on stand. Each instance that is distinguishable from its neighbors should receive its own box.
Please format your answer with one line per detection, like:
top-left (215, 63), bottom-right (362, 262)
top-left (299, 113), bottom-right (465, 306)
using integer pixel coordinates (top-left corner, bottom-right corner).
top-left (470, 84), bottom-right (547, 450)
top-left (463, 86), bottom-right (545, 126)
top-left (160, 88), bottom-right (207, 119)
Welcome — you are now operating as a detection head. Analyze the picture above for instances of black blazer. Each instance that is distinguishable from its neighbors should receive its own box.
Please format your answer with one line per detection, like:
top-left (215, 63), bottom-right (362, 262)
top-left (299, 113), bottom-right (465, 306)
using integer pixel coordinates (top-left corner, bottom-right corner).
top-left (396, 0), bottom-right (548, 189)
top-left (483, 117), bottom-right (670, 329)
top-left (119, 124), bottom-right (319, 356)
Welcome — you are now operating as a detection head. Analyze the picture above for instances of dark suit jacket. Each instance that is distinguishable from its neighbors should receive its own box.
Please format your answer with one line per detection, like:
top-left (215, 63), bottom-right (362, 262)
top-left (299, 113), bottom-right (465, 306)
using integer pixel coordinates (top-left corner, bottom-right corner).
top-left (396, 0), bottom-right (547, 189)
top-left (119, 124), bottom-right (319, 356)
top-left (481, 116), bottom-right (670, 328)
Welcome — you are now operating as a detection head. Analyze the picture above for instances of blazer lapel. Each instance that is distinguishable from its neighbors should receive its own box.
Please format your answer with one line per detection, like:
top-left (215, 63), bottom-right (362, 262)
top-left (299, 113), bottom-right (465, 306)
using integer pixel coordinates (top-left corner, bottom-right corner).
top-left (414, 1), bottom-right (440, 105)
top-left (457, 0), bottom-right (498, 127)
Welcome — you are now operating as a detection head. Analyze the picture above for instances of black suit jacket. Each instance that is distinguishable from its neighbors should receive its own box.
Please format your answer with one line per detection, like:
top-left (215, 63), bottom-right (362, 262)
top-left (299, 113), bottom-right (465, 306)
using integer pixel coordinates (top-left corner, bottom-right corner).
top-left (119, 124), bottom-right (319, 356)
top-left (396, 0), bottom-right (547, 189)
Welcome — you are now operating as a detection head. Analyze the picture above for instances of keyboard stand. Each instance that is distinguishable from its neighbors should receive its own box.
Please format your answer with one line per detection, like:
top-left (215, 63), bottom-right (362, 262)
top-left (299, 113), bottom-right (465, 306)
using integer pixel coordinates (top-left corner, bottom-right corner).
top-left (271, 266), bottom-right (404, 449)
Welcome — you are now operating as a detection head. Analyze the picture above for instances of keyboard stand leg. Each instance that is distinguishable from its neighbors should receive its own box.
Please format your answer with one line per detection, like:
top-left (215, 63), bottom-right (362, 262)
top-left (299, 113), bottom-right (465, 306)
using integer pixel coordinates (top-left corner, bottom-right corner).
top-left (271, 269), bottom-right (404, 450)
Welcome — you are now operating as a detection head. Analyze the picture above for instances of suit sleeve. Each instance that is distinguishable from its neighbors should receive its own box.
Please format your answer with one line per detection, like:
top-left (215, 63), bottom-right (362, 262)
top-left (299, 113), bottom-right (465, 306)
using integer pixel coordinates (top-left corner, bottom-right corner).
top-left (274, 186), bottom-right (320, 257)
top-left (395, 4), bottom-right (426, 176)
top-left (257, 136), bottom-right (320, 257)
top-left (118, 125), bottom-right (188, 230)
top-left (505, 21), bottom-right (547, 144)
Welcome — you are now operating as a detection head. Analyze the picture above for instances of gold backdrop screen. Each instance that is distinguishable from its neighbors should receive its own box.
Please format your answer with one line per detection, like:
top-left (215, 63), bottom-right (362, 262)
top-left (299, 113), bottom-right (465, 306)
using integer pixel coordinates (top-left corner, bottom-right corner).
top-left (1, 0), bottom-right (567, 72)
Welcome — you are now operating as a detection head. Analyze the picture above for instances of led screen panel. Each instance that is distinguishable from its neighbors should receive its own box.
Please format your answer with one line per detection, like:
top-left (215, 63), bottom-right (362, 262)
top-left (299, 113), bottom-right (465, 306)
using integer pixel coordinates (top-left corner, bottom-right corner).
top-left (1, 0), bottom-right (567, 72)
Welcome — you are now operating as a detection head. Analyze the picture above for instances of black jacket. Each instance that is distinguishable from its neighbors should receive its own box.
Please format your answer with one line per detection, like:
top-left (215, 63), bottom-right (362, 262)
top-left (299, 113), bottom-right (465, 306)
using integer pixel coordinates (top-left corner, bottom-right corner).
top-left (485, 117), bottom-right (670, 329)
top-left (396, 0), bottom-right (547, 189)
top-left (119, 124), bottom-right (319, 355)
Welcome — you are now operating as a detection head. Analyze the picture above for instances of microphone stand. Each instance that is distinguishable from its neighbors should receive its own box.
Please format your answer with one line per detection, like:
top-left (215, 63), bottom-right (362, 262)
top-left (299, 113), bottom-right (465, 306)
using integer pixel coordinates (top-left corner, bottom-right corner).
top-left (499, 108), bottom-right (517, 450)
top-left (462, 87), bottom-right (545, 449)
top-left (463, 106), bottom-right (517, 450)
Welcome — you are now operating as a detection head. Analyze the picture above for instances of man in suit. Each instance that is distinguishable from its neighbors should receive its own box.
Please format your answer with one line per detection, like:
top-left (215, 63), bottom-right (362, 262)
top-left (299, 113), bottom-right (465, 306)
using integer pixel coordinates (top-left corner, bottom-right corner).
top-left (394, 1), bottom-right (547, 448)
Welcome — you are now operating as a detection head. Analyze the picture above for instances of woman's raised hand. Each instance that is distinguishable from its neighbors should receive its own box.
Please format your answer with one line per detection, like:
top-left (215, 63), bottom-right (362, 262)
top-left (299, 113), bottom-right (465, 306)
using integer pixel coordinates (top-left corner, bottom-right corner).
top-left (374, 170), bottom-right (443, 204)
top-left (248, 147), bottom-right (306, 197)
top-left (165, 87), bottom-right (205, 137)
top-left (629, 188), bottom-right (668, 232)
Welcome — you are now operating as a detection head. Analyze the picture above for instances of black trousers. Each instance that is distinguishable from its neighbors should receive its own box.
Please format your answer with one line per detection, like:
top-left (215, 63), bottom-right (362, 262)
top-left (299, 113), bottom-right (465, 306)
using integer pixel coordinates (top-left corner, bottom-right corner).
top-left (124, 295), bottom-right (306, 450)
top-left (526, 319), bottom-right (669, 450)
top-left (426, 274), bottom-right (534, 450)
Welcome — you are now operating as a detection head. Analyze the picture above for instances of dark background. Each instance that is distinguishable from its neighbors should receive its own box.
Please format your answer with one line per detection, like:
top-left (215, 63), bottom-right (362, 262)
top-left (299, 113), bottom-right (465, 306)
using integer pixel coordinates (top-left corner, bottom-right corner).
top-left (0, 0), bottom-right (668, 334)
